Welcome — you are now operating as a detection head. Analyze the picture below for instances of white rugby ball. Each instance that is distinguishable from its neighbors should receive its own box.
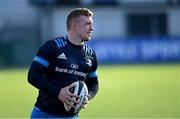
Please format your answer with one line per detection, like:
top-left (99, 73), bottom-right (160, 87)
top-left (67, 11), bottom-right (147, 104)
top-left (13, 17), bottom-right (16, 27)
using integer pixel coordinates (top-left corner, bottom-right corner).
top-left (64, 81), bottom-right (88, 113)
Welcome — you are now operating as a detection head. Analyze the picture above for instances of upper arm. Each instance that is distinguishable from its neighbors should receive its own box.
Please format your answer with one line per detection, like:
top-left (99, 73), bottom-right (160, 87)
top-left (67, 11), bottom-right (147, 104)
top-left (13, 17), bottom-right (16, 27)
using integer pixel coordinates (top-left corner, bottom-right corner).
top-left (32, 40), bottom-right (57, 69)
top-left (87, 50), bottom-right (98, 79)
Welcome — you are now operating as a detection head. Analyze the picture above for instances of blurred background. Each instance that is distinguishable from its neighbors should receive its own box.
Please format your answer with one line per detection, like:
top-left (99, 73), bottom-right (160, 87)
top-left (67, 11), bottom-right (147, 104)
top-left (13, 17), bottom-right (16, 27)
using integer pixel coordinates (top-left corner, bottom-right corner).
top-left (0, 0), bottom-right (180, 66)
top-left (0, 0), bottom-right (180, 118)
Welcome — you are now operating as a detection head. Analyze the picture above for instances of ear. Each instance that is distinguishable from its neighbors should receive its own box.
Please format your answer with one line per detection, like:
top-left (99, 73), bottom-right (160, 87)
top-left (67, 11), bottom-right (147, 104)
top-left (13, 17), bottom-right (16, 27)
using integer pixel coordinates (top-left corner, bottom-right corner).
top-left (71, 21), bottom-right (78, 31)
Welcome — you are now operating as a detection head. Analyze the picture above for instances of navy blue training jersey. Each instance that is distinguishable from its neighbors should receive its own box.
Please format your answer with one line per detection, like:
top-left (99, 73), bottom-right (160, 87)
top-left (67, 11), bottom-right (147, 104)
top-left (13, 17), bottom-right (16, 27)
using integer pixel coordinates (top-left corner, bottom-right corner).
top-left (28, 36), bottom-right (98, 116)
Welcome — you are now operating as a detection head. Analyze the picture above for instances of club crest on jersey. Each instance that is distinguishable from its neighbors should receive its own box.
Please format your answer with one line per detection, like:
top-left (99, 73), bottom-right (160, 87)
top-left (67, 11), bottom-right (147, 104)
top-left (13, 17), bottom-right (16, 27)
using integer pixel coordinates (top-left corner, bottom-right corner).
top-left (85, 58), bottom-right (92, 67)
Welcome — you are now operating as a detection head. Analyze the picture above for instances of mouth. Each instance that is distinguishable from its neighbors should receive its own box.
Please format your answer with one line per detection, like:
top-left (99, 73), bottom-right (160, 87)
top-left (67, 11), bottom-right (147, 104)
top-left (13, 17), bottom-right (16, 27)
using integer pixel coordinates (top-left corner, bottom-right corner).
top-left (87, 32), bottom-right (92, 37)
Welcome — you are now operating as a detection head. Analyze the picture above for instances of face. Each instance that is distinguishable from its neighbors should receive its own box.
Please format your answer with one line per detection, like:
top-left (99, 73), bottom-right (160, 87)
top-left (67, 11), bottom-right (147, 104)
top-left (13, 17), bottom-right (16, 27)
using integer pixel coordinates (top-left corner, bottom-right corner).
top-left (73, 15), bottom-right (94, 41)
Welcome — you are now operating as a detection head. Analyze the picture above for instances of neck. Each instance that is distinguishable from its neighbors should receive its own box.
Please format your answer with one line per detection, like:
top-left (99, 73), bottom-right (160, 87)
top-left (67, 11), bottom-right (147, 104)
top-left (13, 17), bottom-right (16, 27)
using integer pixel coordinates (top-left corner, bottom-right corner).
top-left (67, 33), bottom-right (84, 46)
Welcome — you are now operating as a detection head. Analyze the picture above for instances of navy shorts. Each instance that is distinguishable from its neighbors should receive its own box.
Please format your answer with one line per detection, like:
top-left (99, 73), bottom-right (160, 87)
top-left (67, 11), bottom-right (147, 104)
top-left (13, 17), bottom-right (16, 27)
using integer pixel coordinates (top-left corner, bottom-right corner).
top-left (30, 107), bottom-right (78, 119)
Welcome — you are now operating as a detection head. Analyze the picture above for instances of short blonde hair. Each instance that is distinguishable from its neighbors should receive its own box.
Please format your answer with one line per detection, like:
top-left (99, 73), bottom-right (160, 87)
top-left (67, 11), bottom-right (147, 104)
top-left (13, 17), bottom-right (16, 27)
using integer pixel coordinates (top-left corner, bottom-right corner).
top-left (66, 8), bottom-right (93, 31)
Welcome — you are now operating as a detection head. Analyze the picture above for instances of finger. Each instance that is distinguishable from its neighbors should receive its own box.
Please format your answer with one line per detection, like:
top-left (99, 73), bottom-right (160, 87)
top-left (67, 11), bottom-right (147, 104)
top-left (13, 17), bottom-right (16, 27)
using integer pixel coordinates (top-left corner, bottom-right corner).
top-left (82, 104), bottom-right (87, 109)
top-left (82, 99), bottom-right (89, 109)
top-left (87, 94), bottom-right (91, 100)
top-left (66, 85), bottom-right (72, 90)
top-left (64, 100), bottom-right (75, 108)
top-left (68, 93), bottom-right (80, 99)
top-left (84, 100), bottom-right (89, 104)
top-left (67, 96), bottom-right (79, 104)
top-left (69, 83), bottom-right (76, 88)
top-left (82, 100), bottom-right (89, 107)
top-left (81, 101), bottom-right (88, 109)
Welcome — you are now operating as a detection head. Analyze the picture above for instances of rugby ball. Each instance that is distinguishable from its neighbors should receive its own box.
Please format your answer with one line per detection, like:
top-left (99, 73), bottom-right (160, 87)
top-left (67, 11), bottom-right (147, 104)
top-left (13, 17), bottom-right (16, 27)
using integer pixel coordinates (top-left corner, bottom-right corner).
top-left (64, 81), bottom-right (88, 113)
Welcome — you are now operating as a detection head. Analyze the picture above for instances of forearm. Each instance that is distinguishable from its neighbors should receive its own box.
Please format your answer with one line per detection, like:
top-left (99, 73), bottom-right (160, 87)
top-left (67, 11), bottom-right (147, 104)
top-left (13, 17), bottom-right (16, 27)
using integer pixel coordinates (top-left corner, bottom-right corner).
top-left (28, 62), bottom-right (61, 97)
top-left (85, 77), bottom-right (99, 100)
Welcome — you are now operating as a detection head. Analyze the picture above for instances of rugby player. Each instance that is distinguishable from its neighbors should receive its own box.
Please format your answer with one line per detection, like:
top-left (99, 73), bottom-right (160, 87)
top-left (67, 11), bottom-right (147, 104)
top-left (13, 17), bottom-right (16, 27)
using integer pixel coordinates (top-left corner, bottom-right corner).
top-left (28, 8), bottom-right (99, 118)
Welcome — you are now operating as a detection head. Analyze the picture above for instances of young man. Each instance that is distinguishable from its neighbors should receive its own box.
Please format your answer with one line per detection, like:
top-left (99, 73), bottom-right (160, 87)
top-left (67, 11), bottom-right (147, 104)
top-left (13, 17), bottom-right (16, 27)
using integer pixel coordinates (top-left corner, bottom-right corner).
top-left (28, 8), bottom-right (99, 118)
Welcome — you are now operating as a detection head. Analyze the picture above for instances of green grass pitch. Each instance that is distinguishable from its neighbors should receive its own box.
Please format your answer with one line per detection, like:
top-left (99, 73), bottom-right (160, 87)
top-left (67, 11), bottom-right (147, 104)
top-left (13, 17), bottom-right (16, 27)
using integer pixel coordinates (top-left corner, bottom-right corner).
top-left (0, 64), bottom-right (180, 118)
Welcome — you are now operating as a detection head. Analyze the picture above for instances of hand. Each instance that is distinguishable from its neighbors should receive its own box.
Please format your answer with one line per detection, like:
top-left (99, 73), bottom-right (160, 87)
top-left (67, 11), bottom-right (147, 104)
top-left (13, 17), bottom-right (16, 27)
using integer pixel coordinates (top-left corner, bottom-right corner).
top-left (81, 94), bottom-right (91, 109)
top-left (58, 85), bottom-right (80, 108)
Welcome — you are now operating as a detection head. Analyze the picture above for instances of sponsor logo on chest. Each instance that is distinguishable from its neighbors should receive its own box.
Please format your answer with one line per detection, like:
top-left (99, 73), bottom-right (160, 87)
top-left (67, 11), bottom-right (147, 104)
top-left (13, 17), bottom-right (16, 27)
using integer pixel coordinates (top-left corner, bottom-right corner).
top-left (55, 66), bottom-right (87, 78)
